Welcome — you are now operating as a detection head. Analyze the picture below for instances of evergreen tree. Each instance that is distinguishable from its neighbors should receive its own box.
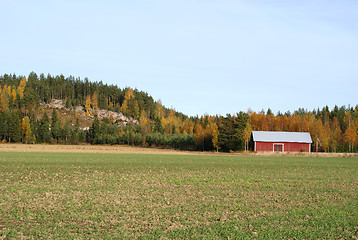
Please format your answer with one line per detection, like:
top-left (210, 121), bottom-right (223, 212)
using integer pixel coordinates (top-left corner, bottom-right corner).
top-left (51, 109), bottom-right (61, 141)
top-left (153, 117), bottom-right (164, 133)
top-left (218, 115), bottom-right (237, 152)
top-left (1, 72), bottom-right (357, 152)
top-left (8, 110), bottom-right (22, 143)
top-left (62, 120), bottom-right (72, 144)
top-left (89, 115), bottom-right (101, 144)
top-left (38, 112), bottom-right (51, 143)
top-left (218, 113), bottom-right (249, 152)
top-left (0, 111), bottom-right (8, 141)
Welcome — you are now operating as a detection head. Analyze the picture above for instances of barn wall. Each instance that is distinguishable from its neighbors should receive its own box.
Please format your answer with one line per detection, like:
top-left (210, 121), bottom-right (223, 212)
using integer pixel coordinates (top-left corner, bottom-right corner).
top-left (255, 142), bottom-right (310, 152)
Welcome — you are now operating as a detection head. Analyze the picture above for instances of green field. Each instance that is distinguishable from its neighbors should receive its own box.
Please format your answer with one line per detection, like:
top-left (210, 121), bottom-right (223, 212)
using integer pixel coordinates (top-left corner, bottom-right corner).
top-left (0, 152), bottom-right (357, 239)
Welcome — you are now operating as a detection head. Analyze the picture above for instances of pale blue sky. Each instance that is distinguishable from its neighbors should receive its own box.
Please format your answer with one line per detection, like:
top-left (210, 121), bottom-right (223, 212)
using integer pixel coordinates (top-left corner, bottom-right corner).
top-left (1, 0), bottom-right (357, 116)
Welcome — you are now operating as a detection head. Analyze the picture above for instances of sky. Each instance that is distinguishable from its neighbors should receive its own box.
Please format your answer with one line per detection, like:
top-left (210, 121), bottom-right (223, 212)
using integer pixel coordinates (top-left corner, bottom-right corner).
top-left (1, 0), bottom-right (357, 116)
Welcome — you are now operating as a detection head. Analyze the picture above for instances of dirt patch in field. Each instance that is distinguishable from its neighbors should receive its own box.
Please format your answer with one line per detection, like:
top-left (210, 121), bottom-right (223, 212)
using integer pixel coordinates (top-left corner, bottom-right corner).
top-left (0, 143), bottom-right (357, 157)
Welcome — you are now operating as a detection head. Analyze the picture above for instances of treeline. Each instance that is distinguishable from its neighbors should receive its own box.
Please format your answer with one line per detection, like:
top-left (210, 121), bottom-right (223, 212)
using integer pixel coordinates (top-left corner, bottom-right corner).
top-left (0, 72), bottom-right (357, 152)
top-left (0, 72), bottom-right (168, 119)
top-left (249, 107), bottom-right (358, 152)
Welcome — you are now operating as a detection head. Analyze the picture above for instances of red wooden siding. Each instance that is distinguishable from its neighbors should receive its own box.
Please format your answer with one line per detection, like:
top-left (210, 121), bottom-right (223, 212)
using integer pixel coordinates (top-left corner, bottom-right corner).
top-left (255, 141), bottom-right (311, 152)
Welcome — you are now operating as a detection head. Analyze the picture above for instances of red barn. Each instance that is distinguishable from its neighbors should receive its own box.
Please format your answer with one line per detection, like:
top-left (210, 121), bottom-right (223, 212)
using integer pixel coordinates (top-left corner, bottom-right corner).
top-left (252, 131), bottom-right (312, 152)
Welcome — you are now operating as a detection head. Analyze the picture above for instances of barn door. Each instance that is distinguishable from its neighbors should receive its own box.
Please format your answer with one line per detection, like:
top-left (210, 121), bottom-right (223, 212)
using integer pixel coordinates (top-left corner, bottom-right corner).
top-left (274, 144), bottom-right (283, 152)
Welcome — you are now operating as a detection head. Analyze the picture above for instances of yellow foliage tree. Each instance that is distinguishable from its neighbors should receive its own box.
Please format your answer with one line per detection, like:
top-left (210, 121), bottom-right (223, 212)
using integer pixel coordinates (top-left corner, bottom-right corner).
top-left (11, 88), bottom-right (17, 102)
top-left (344, 123), bottom-right (357, 152)
top-left (154, 100), bottom-right (165, 119)
top-left (312, 119), bottom-right (331, 152)
top-left (194, 124), bottom-right (205, 151)
top-left (301, 114), bottom-right (315, 133)
top-left (289, 114), bottom-right (299, 132)
top-left (17, 77), bottom-right (27, 99)
top-left (161, 117), bottom-right (168, 131)
top-left (24, 116), bottom-right (33, 144)
top-left (344, 111), bottom-right (352, 128)
top-left (132, 99), bottom-right (140, 118)
top-left (124, 88), bottom-right (134, 100)
top-left (121, 88), bottom-right (135, 113)
top-left (273, 116), bottom-right (282, 131)
top-left (257, 112), bottom-right (268, 131)
top-left (0, 86), bottom-right (9, 112)
top-left (183, 118), bottom-right (194, 134)
top-left (121, 101), bottom-right (128, 113)
top-left (85, 95), bottom-right (91, 112)
top-left (91, 91), bottom-right (98, 110)
top-left (139, 110), bottom-right (151, 134)
top-left (249, 112), bottom-right (259, 130)
top-left (266, 113), bottom-right (274, 131)
top-left (242, 123), bottom-right (252, 151)
top-left (330, 117), bottom-right (342, 152)
top-left (7, 86), bottom-right (11, 97)
top-left (211, 122), bottom-right (219, 152)
top-left (320, 125), bottom-right (331, 152)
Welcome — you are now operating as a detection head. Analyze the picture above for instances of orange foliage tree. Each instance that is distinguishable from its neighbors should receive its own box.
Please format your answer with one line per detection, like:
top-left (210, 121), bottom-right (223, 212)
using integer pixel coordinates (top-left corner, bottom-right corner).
top-left (344, 123), bottom-right (357, 152)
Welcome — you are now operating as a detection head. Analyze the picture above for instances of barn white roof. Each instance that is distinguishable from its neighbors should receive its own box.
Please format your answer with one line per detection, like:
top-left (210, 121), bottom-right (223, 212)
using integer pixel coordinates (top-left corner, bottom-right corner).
top-left (252, 131), bottom-right (312, 143)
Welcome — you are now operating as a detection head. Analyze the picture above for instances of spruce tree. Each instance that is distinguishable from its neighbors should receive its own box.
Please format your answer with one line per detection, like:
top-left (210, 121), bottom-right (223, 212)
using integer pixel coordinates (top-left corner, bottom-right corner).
top-left (51, 109), bottom-right (61, 141)
top-left (38, 112), bottom-right (51, 143)
top-left (8, 110), bottom-right (22, 143)
top-left (89, 115), bottom-right (101, 144)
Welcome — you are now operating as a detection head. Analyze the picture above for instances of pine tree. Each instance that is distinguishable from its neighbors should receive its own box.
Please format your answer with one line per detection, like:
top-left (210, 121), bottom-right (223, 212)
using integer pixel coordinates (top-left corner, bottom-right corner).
top-left (0, 111), bottom-right (7, 141)
top-left (89, 115), bottom-right (101, 144)
top-left (62, 120), bottom-right (72, 144)
top-left (153, 117), bottom-right (164, 134)
top-left (51, 109), bottom-right (61, 141)
top-left (38, 112), bottom-right (51, 143)
top-left (8, 111), bottom-right (22, 143)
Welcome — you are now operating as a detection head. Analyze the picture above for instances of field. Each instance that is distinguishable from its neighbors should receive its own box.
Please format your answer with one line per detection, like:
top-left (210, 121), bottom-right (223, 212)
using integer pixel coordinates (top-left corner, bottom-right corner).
top-left (0, 150), bottom-right (357, 239)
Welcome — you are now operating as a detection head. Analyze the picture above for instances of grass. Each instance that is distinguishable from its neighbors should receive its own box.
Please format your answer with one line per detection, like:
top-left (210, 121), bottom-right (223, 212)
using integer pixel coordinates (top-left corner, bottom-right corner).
top-left (0, 152), bottom-right (357, 239)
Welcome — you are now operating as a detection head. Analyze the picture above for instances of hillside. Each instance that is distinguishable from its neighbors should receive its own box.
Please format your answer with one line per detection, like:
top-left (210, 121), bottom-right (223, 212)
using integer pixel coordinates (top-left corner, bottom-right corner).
top-left (0, 72), bottom-right (357, 152)
top-left (39, 99), bottom-right (138, 129)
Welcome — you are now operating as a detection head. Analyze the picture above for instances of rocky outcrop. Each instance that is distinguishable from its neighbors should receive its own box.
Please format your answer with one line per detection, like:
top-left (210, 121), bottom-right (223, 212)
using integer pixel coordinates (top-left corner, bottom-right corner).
top-left (41, 99), bottom-right (138, 126)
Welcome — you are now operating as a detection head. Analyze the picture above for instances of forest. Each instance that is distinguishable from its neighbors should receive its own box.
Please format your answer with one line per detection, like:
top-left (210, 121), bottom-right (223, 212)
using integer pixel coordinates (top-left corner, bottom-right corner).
top-left (0, 72), bottom-right (357, 152)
